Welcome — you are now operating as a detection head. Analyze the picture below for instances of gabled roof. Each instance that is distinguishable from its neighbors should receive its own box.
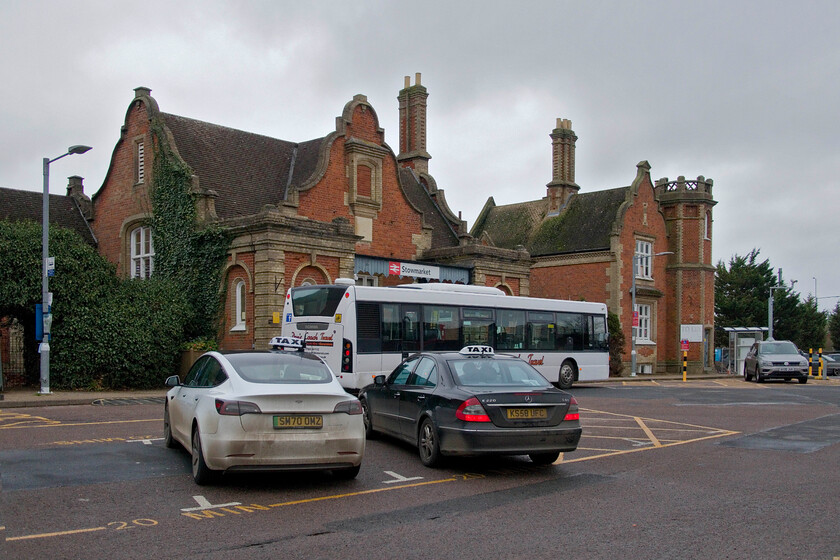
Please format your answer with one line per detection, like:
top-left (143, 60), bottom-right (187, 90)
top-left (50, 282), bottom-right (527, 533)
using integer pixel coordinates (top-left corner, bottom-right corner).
top-left (159, 113), bottom-right (326, 219)
top-left (398, 168), bottom-right (460, 249)
top-left (529, 187), bottom-right (629, 255)
top-left (0, 187), bottom-right (96, 246)
top-left (471, 186), bottom-right (629, 257)
top-left (473, 199), bottom-right (547, 249)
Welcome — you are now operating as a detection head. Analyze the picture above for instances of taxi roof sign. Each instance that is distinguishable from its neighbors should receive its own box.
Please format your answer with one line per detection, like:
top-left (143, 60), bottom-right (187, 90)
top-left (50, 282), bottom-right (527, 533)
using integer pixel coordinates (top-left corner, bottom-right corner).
top-left (269, 336), bottom-right (306, 351)
top-left (459, 345), bottom-right (494, 356)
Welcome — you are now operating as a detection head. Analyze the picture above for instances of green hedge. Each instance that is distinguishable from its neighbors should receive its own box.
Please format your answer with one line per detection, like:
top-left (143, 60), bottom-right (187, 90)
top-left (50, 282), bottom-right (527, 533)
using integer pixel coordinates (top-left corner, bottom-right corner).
top-left (0, 220), bottom-right (188, 389)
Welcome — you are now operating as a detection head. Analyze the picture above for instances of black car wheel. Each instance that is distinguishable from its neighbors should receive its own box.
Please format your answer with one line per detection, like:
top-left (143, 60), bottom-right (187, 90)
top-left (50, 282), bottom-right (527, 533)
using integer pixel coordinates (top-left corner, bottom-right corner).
top-left (557, 360), bottom-right (575, 390)
top-left (529, 451), bottom-right (561, 465)
top-left (798, 377), bottom-right (808, 384)
top-left (418, 418), bottom-right (442, 468)
top-left (191, 426), bottom-right (217, 485)
top-left (163, 404), bottom-right (177, 449)
top-left (360, 397), bottom-right (376, 439)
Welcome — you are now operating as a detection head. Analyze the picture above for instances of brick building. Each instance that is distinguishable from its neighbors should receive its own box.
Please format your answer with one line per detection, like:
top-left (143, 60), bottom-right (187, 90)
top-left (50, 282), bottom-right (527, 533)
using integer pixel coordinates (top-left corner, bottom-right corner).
top-left (87, 74), bottom-right (530, 352)
top-left (471, 119), bottom-right (716, 373)
top-left (64, 73), bottom-right (714, 374)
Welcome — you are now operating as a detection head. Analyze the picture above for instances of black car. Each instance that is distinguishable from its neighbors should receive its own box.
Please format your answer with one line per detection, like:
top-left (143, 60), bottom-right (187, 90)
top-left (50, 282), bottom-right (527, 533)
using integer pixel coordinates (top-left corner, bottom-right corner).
top-left (358, 345), bottom-right (582, 467)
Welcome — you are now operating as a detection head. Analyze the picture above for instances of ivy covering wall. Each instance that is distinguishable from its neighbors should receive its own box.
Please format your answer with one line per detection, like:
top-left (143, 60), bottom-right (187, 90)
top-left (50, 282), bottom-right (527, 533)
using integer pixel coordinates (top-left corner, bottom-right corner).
top-left (148, 118), bottom-right (231, 342)
top-left (0, 220), bottom-right (189, 389)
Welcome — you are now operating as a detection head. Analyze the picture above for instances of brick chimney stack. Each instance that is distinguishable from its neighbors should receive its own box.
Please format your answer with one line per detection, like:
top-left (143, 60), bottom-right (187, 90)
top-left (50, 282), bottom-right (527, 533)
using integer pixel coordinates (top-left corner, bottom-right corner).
top-left (397, 72), bottom-right (431, 175)
top-left (546, 118), bottom-right (580, 216)
top-left (66, 175), bottom-right (93, 220)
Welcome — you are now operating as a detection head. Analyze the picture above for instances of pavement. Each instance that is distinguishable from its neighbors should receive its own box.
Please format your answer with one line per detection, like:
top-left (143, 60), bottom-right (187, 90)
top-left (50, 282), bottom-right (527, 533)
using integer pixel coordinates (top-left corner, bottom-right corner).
top-left (1, 372), bottom-right (836, 409)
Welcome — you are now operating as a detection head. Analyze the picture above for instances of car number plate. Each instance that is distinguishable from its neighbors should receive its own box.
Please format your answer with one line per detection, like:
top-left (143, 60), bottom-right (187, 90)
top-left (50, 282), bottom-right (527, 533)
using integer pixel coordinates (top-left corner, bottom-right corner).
top-left (273, 415), bottom-right (323, 429)
top-left (506, 408), bottom-right (547, 420)
top-left (779, 367), bottom-right (794, 372)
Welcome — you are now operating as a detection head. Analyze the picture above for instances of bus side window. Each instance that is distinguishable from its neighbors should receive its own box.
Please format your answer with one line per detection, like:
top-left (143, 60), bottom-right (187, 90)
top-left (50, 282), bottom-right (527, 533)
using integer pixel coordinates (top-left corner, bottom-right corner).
top-left (496, 309), bottom-right (525, 350)
top-left (381, 303), bottom-right (400, 352)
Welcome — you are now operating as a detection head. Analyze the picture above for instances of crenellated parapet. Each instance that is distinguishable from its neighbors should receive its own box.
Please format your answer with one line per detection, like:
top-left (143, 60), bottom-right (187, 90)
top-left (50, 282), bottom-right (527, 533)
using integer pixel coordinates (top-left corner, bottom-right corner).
top-left (654, 175), bottom-right (715, 205)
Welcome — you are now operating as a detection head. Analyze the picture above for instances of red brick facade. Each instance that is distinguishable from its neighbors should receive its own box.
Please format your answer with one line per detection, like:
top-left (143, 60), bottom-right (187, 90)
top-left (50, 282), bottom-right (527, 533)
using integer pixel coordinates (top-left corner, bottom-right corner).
top-left (85, 78), bottom-right (714, 373)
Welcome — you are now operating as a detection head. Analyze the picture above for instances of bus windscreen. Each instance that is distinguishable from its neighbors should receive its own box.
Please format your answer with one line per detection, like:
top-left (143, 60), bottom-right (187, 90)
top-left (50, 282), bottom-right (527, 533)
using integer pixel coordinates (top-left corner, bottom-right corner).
top-left (291, 286), bottom-right (348, 317)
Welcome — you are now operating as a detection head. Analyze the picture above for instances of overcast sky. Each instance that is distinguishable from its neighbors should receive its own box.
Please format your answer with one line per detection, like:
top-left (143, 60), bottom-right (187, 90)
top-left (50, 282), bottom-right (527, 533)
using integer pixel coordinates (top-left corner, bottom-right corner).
top-left (3, 1), bottom-right (838, 313)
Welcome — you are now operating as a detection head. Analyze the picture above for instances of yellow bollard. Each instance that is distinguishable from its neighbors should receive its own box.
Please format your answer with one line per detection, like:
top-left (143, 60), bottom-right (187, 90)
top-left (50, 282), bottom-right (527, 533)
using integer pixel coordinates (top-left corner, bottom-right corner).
top-left (809, 348), bottom-right (814, 377)
top-left (682, 351), bottom-right (687, 382)
top-left (819, 348), bottom-right (824, 379)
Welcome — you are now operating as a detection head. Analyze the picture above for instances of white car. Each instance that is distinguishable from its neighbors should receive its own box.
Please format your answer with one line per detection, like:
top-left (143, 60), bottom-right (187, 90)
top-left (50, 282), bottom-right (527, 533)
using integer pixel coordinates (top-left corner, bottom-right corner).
top-left (164, 338), bottom-right (365, 484)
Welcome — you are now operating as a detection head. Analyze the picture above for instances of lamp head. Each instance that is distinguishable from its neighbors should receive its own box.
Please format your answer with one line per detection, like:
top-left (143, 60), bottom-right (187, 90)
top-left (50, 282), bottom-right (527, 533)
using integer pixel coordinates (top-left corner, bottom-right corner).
top-left (68, 145), bottom-right (92, 155)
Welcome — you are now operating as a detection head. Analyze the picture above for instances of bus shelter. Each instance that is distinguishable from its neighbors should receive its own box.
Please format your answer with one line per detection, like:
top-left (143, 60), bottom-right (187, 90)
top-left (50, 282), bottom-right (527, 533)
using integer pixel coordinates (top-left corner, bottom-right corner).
top-left (722, 327), bottom-right (768, 375)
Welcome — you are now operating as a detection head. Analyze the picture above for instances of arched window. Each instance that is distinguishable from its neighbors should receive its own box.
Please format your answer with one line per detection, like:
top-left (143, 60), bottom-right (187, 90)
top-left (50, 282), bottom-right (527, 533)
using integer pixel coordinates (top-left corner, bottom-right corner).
top-left (232, 279), bottom-right (246, 331)
top-left (130, 226), bottom-right (154, 279)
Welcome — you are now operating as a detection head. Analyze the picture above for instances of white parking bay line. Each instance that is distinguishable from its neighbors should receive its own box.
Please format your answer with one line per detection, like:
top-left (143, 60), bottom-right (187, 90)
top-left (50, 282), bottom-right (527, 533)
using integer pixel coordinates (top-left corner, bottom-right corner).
top-left (382, 471), bottom-right (423, 484)
top-left (181, 495), bottom-right (242, 512)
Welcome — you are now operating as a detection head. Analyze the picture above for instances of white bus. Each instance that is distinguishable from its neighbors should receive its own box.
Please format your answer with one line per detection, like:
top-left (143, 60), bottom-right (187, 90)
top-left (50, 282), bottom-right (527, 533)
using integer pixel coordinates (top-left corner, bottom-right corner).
top-left (281, 280), bottom-right (609, 392)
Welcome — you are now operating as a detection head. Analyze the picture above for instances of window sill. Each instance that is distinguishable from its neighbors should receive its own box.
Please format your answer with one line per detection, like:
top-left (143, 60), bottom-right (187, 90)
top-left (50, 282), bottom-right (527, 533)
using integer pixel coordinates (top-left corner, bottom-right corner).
top-left (635, 339), bottom-right (656, 346)
top-left (230, 325), bottom-right (246, 333)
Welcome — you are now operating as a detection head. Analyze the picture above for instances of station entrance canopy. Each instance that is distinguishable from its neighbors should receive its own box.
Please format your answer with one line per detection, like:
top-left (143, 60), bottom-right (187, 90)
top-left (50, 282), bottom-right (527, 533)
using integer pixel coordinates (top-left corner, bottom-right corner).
top-left (354, 255), bottom-right (469, 284)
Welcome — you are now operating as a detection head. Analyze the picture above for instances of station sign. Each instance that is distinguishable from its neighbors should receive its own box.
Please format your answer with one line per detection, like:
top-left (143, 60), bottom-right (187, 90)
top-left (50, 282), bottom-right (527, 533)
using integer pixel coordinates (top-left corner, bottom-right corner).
top-left (388, 261), bottom-right (440, 280)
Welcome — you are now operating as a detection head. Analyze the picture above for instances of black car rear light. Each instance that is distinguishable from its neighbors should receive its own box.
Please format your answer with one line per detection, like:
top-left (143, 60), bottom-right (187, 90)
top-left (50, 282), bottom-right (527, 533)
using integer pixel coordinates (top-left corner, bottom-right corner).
top-left (342, 339), bottom-right (353, 372)
top-left (564, 396), bottom-right (579, 421)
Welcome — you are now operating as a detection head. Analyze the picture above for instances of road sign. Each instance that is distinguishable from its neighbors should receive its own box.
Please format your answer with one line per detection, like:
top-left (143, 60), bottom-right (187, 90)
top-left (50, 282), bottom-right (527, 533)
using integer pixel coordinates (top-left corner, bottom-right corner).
top-left (633, 311), bottom-right (639, 327)
top-left (680, 339), bottom-right (690, 351)
top-left (47, 257), bottom-right (55, 277)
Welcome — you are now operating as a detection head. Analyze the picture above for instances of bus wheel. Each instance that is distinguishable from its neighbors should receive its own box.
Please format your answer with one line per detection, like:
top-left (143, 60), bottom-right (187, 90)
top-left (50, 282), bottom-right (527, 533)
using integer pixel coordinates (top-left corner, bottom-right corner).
top-left (558, 360), bottom-right (576, 390)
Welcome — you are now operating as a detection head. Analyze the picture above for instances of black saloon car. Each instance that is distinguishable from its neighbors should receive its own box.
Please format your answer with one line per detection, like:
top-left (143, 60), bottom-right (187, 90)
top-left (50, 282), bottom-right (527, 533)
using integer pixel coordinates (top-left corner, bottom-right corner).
top-left (358, 346), bottom-right (582, 467)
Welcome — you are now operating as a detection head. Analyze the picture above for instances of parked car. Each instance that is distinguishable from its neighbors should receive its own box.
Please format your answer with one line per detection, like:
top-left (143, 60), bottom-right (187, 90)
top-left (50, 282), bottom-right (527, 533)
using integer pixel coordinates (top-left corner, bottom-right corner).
top-left (819, 353), bottom-right (840, 376)
top-left (164, 337), bottom-right (365, 484)
top-left (358, 345), bottom-right (582, 467)
top-left (798, 350), bottom-right (840, 376)
top-left (744, 340), bottom-right (808, 383)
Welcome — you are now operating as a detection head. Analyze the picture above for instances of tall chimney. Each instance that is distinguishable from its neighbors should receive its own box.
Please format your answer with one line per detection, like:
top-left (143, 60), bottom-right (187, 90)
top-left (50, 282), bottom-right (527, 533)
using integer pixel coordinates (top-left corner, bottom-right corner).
top-left (67, 175), bottom-right (93, 220)
top-left (546, 118), bottom-right (580, 216)
top-left (397, 73), bottom-right (431, 175)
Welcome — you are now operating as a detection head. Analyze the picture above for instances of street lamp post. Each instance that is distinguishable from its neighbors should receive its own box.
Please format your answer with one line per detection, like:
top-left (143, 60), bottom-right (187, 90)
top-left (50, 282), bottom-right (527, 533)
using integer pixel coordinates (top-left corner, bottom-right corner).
top-left (40, 145), bottom-right (92, 395)
top-left (630, 251), bottom-right (673, 377)
top-left (767, 279), bottom-right (795, 342)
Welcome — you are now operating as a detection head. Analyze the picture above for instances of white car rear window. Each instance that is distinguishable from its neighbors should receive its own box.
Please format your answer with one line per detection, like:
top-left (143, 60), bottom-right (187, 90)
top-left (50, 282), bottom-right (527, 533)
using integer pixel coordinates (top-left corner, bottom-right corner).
top-left (226, 353), bottom-right (333, 384)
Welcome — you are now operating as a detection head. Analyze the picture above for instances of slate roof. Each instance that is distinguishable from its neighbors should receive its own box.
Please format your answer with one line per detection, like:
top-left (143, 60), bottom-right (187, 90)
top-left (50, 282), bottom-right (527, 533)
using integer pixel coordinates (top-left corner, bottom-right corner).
top-left (398, 168), bottom-right (460, 249)
top-left (0, 187), bottom-right (96, 246)
top-left (473, 186), bottom-right (629, 257)
top-left (159, 113), bottom-right (326, 220)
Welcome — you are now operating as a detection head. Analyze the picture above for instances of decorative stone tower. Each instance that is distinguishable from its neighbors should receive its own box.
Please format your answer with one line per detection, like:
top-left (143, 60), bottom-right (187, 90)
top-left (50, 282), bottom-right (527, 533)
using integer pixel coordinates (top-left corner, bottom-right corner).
top-left (654, 176), bottom-right (717, 373)
top-left (397, 73), bottom-right (431, 175)
top-left (546, 118), bottom-right (580, 216)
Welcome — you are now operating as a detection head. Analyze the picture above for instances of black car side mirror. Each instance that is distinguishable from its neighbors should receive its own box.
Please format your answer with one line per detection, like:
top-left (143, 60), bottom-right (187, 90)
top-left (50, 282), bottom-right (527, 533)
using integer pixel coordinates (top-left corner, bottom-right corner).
top-left (374, 375), bottom-right (386, 386)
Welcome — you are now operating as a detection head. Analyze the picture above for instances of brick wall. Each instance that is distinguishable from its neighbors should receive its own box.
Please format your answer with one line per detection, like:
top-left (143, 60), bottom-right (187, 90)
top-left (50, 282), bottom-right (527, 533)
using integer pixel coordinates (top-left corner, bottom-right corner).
top-left (297, 105), bottom-right (425, 262)
top-left (92, 102), bottom-right (153, 276)
top-left (531, 262), bottom-right (609, 303)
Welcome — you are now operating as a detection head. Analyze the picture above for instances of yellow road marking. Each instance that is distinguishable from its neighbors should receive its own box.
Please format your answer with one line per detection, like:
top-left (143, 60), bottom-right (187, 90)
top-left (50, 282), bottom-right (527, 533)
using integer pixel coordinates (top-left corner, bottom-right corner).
top-left (0, 419), bottom-right (159, 430)
top-left (266, 476), bottom-right (458, 508)
top-left (6, 526), bottom-right (106, 541)
top-left (559, 431), bottom-right (738, 464)
top-left (634, 417), bottom-right (662, 447)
